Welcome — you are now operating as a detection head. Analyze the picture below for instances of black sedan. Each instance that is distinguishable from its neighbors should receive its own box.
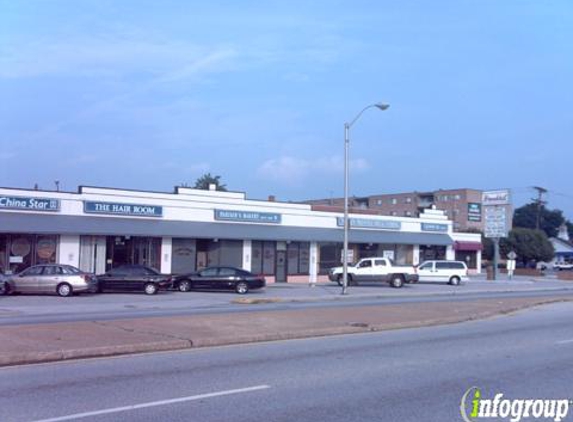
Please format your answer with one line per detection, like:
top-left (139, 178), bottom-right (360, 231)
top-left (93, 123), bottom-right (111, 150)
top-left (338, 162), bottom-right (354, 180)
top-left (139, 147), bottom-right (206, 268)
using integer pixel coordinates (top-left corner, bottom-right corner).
top-left (172, 266), bottom-right (266, 294)
top-left (97, 265), bottom-right (172, 295)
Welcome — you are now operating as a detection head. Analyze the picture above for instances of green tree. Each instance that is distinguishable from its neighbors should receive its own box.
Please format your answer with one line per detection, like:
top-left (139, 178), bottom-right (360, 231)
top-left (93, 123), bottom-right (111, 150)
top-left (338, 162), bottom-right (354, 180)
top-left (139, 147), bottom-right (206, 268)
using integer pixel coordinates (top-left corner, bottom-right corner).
top-left (513, 203), bottom-right (565, 238)
top-left (193, 173), bottom-right (227, 191)
top-left (498, 228), bottom-right (554, 265)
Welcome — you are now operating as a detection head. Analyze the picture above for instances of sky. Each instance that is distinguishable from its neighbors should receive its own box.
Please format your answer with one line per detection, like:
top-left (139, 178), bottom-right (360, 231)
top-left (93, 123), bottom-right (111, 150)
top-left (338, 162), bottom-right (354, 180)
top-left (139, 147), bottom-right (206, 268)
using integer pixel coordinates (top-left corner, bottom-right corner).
top-left (1, 1), bottom-right (572, 218)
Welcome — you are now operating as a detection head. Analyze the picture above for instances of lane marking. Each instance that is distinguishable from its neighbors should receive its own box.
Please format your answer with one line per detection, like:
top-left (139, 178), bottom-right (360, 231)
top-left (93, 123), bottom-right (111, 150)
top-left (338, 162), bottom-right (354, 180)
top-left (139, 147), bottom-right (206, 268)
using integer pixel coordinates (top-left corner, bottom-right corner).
top-left (556, 339), bottom-right (573, 345)
top-left (29, 384), bottom-right (271, 422)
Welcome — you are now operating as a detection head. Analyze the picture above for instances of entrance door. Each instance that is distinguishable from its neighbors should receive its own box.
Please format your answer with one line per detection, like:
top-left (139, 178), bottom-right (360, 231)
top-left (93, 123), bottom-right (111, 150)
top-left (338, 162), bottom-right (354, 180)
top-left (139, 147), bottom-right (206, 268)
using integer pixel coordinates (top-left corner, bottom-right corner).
top-left (276, 250), bottom-right (287, 283)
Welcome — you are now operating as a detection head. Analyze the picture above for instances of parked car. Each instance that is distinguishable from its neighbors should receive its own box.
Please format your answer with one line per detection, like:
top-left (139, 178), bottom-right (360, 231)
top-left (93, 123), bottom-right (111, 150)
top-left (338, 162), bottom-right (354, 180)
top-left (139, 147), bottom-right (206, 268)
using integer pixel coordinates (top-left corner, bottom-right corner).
top-left (553, 261), bottom-right (573, 271)
top-left (2, 264), bottom-right (98, 297)
top-left (328, 257), bottom-right (418, 288)
top-left (97, 265), bottom-right (172, 295)
top-left (416, 260), bottom-right (468, 285)
top-left (172, 266), bottom-right (266, 294)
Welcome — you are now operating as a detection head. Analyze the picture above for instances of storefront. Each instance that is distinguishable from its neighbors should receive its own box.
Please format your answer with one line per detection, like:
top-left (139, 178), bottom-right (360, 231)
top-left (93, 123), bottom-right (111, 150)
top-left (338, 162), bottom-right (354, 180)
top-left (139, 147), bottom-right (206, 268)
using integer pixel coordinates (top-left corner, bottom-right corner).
top-left (0, 185), bottom-right (482, 280)
top-left (0, 234), bottom-right (58, 274)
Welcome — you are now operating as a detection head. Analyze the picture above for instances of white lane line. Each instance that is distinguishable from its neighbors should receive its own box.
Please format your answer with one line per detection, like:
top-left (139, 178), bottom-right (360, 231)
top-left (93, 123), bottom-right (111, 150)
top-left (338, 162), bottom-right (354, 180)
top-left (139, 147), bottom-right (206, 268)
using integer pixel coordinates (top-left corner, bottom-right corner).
top-left (556, 339), bottom-right (573, 345)
top-left (29, 385), bottom-right (271, 422)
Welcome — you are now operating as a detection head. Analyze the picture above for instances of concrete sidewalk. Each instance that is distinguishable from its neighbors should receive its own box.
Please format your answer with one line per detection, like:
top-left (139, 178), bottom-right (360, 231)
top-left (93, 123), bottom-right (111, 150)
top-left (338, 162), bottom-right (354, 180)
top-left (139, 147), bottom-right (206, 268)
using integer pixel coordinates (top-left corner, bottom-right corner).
top-left (0, 295), bottom-right (571, 367)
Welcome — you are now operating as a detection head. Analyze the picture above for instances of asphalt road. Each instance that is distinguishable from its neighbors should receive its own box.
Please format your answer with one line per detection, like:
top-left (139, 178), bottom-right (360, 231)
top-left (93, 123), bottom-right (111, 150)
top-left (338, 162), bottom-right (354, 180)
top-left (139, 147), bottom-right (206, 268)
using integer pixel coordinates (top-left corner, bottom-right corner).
top-left (1, 301), bottom-right (572, 422)
top-left (1, 283), bottom-right (573, 325)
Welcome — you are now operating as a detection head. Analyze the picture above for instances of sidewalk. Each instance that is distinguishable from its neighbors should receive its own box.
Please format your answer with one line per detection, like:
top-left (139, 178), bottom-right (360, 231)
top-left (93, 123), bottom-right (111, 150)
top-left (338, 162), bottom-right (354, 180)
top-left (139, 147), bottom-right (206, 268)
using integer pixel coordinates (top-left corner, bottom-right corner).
top-left (0, 295), bottom-right (571, 367)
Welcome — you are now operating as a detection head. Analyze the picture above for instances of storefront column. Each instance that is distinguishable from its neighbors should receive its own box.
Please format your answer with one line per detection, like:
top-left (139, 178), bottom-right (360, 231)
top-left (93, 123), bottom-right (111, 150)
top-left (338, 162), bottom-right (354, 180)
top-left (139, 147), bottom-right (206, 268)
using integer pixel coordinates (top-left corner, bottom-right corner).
top-left (476, 250), bottom-right (482, 274)
top-left (161, 237), bottom-right (172, 274)
top-left (412, 245), bottom-right (420, 266)
top-left (309, 242), bottom-right (318, 286)
top-left (446, 245), bottom-right (456, 260)
top-left (242, 240), bottom-right (252, 271)
top-left (58, 235), bottom-right (81, 267)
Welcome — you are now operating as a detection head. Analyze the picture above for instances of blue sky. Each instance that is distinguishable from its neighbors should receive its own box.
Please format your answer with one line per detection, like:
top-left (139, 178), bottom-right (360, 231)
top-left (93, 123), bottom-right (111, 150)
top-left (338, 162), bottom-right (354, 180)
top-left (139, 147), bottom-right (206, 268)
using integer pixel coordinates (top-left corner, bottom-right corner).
top-left (1, 1), bottom-right (572, 218)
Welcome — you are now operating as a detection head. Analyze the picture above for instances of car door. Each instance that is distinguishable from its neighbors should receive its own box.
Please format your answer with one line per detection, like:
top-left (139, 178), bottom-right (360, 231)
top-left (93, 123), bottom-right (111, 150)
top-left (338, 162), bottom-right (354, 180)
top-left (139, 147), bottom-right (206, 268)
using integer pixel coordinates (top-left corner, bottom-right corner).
top-left (354, 260), bottom-right (373, 282)
top-left (218, 267), bottom-right (238, 290)
top-left (435, 262), bottom-right (453, 282)
top-left (417, 261), bottom-right (436, 282)
top-left (13, 266), bottom-right (44, 293)
top-left (195, 267), bottom-right (220, 289)
top-left (38, 265), bottom-right (62, 293)
top-left (100, 267), bottom-right (130, 291)
top-left (121, 266), bottom-right (150, 291)
top-left (373, 259), bottom-right (388, 282)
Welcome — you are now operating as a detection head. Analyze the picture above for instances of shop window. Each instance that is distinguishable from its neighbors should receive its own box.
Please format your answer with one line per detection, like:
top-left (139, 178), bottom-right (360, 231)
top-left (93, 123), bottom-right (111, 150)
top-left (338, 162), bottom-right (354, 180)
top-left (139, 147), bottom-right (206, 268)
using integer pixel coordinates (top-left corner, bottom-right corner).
top-left (0, 235), bottom-right (6, 274)
top-left (319, 243), bottom-right (340, 274)
top-left (251, 241), bottom-right (276, 275)
top-left (419, 245), bottom-right (446, 261)
top-left (287, 242), bottom-right (310, 275)
top-left (2, 234), bottom-right (58, 274)
top-left (263, 242), bottom-right (275, 275)
top-left (105, 236), bottom-right (160, 271)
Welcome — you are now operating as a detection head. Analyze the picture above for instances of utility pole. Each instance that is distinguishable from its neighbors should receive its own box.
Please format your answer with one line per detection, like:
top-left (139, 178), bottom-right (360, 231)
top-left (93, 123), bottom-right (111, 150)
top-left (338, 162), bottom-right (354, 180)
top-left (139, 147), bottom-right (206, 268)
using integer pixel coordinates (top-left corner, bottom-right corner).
top-left (532, 186), bottom-right (547, 230)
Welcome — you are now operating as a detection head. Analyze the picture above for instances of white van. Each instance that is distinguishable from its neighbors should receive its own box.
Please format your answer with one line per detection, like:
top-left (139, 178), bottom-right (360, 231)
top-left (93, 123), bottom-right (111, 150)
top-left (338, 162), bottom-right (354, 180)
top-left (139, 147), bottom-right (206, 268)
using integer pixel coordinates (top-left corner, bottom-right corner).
top-left (416, 260), bottom-right (468, 285)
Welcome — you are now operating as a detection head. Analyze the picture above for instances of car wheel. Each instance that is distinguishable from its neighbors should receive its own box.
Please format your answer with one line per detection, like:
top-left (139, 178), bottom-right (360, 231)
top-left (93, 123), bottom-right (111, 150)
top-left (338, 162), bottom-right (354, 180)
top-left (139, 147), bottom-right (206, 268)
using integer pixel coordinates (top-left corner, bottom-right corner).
top-left (144, 283), bottom-right (158, 295)
top-left (336, 274), bottom-right (343, 286)
top-left (235, 281), bottom-right (249, 294)
top-left (1, 282), bottom-right (11, 296)
top-left (390, 275), bottom-right (404, 288)
top-left (178, 280), bottom-right (192, 292)
top-left (449, 276), bottom-right (461, 286)
top-left (57, 283), bottom-right (73, 297)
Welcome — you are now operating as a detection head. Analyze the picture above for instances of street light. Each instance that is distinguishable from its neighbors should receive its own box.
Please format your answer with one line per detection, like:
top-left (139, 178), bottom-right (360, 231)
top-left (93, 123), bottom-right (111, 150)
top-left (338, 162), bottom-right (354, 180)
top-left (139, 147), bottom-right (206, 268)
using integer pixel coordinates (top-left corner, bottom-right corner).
top-left (342, 103), bottom-right (389, 295)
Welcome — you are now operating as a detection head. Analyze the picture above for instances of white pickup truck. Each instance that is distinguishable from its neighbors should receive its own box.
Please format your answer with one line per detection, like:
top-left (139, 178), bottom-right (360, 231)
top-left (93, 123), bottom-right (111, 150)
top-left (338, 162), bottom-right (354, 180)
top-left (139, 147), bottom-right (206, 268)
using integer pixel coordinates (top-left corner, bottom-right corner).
top-left (553, 262), bottom-right (573, 271)
top-left (328, 257), bottom-right (418, 288)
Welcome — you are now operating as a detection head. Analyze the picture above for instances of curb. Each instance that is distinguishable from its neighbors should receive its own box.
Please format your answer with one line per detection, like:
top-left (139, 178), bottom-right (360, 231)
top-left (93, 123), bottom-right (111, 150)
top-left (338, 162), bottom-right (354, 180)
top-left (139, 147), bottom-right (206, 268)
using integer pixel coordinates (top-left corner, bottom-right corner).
top-left (233, 286), bottom-right (573, 306)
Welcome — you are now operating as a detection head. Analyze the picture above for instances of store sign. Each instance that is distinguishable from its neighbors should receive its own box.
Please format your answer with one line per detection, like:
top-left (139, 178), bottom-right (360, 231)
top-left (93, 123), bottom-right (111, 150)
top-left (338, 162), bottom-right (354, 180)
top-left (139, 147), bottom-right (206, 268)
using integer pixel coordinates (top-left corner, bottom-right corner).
top-left (484, 206), bottom-right (509, 238)
top-left (482, 190), bottom-right (511, 206)
top-left (421, 222), bottom-right (449, 232)
top-left (336, 217), bottom-right (401, 230)
top-left (482, 189), bottom-right (512, 238)
top-left (84, 201), bottom-right (163, 217)
top-left (215, 209), bottom-right (282, 224)
top-left (468, 203), bottom-right (482, 222)
top-left (0, 196), bottom-right (60, 212)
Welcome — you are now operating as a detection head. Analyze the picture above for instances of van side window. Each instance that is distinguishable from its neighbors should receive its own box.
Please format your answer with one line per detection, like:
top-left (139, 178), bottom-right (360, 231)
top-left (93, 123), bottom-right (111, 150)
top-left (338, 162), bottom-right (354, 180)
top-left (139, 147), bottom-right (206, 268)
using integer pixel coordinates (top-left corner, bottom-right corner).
top-left (436, 262), bottom-right (449, 270)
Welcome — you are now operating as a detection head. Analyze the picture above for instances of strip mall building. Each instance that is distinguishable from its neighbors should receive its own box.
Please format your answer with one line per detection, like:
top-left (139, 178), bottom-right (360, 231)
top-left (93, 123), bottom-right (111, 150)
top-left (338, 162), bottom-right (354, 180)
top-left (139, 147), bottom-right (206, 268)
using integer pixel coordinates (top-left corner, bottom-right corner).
top-left (0, 185), bottom-right (482, 281)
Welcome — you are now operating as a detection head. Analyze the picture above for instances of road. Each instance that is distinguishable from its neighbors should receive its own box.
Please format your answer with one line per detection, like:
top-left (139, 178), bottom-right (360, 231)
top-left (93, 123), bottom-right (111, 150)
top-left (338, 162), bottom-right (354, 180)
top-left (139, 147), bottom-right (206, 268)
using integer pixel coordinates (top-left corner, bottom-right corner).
top-left (1, 279), bottom-right (573, 325)
top-left (1, 301), bottom-right (572, 422)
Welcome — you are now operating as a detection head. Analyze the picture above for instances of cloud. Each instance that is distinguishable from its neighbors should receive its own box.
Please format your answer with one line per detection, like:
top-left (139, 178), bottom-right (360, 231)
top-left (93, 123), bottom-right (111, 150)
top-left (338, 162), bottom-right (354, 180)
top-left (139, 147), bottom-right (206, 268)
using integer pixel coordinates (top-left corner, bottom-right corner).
top-left (257, 155), bottom-right (370, 186)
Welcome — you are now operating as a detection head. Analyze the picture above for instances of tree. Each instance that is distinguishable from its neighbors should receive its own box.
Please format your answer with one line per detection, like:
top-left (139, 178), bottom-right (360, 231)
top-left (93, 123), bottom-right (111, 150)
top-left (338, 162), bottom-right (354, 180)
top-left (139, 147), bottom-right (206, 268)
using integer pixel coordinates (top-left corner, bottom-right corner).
top-left (193, 173), bottom-right (227, 191)
top-left (498, 228), bottom-right (554, 265)
top-left (513, 203), bottom-right (565, 238)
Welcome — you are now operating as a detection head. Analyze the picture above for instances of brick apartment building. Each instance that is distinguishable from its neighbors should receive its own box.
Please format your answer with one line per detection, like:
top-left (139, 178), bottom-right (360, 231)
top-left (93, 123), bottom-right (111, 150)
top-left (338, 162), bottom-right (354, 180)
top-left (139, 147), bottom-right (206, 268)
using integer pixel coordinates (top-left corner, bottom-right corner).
top-left (304, 188), bottom-right (484, 232)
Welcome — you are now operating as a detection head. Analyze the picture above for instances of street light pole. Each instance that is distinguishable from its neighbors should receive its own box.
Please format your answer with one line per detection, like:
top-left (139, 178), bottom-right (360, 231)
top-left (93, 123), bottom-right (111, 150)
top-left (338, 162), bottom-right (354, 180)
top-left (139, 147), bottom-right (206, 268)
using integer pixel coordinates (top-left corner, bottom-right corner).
top-left (342, 103), bottom-right (389, 295)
